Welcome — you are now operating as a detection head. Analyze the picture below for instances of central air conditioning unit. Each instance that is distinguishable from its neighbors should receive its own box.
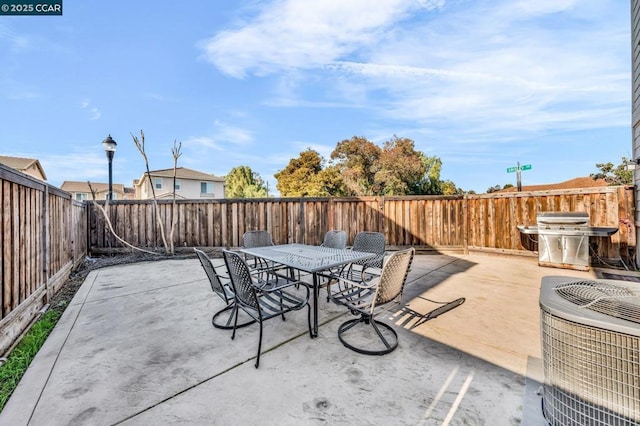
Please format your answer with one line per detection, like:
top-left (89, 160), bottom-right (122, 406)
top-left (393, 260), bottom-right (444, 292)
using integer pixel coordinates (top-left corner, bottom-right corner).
top-left (540, 276), bottom-right (640, 426)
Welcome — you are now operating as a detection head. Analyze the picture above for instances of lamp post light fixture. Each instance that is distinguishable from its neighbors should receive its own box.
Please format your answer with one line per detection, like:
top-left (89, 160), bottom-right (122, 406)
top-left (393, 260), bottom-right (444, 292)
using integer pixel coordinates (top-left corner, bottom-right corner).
top-left (102, 135), bottom-right (117, 200)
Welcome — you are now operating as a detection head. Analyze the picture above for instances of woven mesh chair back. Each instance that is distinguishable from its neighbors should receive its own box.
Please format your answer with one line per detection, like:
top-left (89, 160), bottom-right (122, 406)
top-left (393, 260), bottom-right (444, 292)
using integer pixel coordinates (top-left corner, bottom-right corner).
top-left (223, 250), bottom-right (260, 310)
top-left (375, 248), bottom-right (414, 305)
top-left (243, 230), bottom-right (274, 248)
top-left (352, 232), bottom-right (386, 255)
top-left (352, 231), bottom-right (386, 268)
top-left (194, 248), bottom-right (229, 303)
top-left (322, 230), bottom-right (348, 249)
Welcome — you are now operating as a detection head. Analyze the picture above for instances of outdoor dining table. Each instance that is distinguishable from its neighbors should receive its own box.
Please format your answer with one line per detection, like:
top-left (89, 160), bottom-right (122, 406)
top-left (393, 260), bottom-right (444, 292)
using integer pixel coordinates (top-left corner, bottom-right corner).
top-left (238, 243), bottom-right (376, 337)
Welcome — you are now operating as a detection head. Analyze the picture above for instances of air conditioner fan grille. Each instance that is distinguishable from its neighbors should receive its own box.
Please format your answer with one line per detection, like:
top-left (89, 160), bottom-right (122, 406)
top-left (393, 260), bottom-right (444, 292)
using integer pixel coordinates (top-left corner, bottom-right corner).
top-left (555, 281), bottom-right (640, 325)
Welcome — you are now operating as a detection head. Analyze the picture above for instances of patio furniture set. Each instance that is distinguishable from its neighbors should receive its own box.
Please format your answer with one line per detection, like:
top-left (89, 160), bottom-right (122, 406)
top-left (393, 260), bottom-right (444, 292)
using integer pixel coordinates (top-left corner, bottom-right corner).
top-left (195, 230), bottom-right (414, 368)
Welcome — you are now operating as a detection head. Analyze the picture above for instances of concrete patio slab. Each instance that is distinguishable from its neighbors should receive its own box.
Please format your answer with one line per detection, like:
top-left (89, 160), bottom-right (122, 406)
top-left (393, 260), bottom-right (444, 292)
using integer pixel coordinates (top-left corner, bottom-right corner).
top-left (0, 252), bottom-right (609, 425)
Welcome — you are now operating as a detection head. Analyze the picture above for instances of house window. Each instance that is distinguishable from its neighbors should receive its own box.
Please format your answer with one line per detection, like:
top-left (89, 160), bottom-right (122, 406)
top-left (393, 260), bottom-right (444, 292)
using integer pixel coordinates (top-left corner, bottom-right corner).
top-left (154, 178), bottom-right (163, 189)
top-left (75, 192), bottom-right (88, 201)
top-left (201, 182), bottom-right (214, 194)
top-left (174, 179), bottom-right (181, 190)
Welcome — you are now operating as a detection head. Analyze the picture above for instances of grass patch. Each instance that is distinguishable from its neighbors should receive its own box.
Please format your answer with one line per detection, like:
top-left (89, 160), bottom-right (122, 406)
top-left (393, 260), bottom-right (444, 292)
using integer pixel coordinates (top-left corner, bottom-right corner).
top-left (0, 307), bottom-right (62, 411)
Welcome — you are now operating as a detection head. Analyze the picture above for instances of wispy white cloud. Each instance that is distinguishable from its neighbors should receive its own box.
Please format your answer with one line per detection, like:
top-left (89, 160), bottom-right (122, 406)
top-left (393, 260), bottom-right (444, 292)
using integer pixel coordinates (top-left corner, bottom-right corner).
top-left (200, 0), bottom-right (443, 78)
top-left (0, 23), bottom-right (30, 52)
top-left (181, 120), bottom-right (257, 174)
top-left (200, 0), bottom-right (629, 151)
top-left (80, 99), bottom-right (101, 120)
top-left (32, 150), bottom-right (110, 185)
top-left (213, 120), bottom-right (254, 145)
top-left (5, 89), bottom-right (40, 100)
top-left (185, 120), bottom-right (254, 150)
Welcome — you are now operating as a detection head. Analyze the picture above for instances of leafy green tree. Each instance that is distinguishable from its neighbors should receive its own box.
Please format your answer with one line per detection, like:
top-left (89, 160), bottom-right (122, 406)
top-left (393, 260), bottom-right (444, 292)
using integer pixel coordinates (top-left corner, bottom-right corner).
top-left (225, 165), bottom-right (268, 198)
top-left (440, 180), bottom-right (465, 195)
top-left (330, 136), bottom-right (381, 196)
top-left (485, 183), bottom-right (514, 194)
top-left (374, 136), bottom-right (426, 195)
top-left (412, 154), bottom-right (444, 195)
top-left (274, 136), bottom-right (464, 197)
top-left (274, 149), bottom-right (325, 196)
top-left (590, 156), bottom-right (633, 185)
top-left (316, 165), bottom-right (349, 196)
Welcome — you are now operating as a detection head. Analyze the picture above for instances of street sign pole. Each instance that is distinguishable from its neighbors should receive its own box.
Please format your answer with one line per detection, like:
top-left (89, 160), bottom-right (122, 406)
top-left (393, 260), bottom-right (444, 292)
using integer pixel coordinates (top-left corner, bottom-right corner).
top-left (506, 162), bottom-right (532, 192)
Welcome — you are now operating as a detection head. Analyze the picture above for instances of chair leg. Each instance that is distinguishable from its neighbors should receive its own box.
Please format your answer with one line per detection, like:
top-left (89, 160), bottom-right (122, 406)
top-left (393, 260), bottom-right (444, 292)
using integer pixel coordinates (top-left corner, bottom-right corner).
top-left (370, 320), bottom-right (394, 350)
top-left (307, 303), bottom-right (313, 338)
top-left (231, 307), bottom-right (239, 340)
top-left (212, 304), bottom-right (255, 330)
top-left (337, 315), bottom-right (399, 356)
top-left (255, 321), bottom-right (263, 368)
top-left (279, 295), bottom-right (286, 321)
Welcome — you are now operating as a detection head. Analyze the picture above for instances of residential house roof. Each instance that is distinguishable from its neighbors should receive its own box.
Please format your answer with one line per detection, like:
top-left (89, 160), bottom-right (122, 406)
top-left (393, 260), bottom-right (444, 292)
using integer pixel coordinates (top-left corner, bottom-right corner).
top-left (61, 181), bottom-right (126, 195)
top-left (500, 176), bottom-right (610, 192)
top-left (0, 155), bottom-right (47, 180)
top-left (137, 167), bottom-right (225, 183)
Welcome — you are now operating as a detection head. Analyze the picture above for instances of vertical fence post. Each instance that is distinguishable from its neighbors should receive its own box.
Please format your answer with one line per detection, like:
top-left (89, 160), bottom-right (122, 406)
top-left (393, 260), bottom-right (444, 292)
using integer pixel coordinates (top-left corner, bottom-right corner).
top-left (298, 198), bottom-right (305, 244)
top-left (463, 194), bottom-right (469, 254)
top-left (85, 201), bottom-right (90, 258)
top-left (42, 185), bottom-right (50, 303)
top-left (378, 196), bottom-right (385, 236)
top-left (327, 197), bottom-right (334, 231)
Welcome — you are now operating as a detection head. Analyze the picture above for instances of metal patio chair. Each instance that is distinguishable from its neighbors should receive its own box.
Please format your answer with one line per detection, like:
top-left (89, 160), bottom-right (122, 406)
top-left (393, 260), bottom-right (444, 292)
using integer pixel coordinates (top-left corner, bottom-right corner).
top-left (347, 231), bottom-right (386, 273)
top-left (194, 248), bottom-right (254, 330)
top-left (312, 229), bottom-right (349, 286)
top-left (223, 249), bottom-right (312, 368)
top-left (242, 230), bottom-right (274, 249)
top-left (325, 231), bottom-right (386, 300)
top-left (329, 247), bottom-right (414, 355)
top-left (242, 230), bottom-right (275, 269)
top-left (242, 230), bottom-right (291, 278)
top-left (321, 230), bottom-right (348, 249)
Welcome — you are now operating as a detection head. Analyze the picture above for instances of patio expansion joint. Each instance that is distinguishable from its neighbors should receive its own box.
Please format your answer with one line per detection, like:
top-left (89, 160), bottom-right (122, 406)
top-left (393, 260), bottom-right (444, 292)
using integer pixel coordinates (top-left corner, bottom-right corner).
top-left (109, 361), bottom-right (243, 425)
top-left (109, 321), bottom-right (333, 425)
top-left (25, 270), bottom-right (101, 425)
top-left (70, 277), bottom-right (207, 306)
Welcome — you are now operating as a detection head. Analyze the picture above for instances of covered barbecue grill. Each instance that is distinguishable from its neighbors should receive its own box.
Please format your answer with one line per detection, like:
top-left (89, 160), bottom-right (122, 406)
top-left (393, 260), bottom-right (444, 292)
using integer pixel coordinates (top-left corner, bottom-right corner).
top-left (517, 212), bottom-right (618, 271)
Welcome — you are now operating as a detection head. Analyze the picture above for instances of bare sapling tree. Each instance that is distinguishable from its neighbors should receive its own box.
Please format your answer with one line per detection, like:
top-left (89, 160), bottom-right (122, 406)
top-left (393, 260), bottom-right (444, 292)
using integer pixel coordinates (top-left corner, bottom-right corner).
top-left (87, 181), bottom-right (158, 255)
top-left (168, 140), bottom-right (182, 255)
top-left (132, 130), bottom-right (170, 253)
top-left (132, 130), bottom-right (183, 255)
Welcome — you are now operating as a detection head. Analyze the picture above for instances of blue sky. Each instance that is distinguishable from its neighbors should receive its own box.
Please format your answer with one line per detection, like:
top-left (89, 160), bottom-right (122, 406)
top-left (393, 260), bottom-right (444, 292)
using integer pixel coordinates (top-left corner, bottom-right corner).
top-left (0, 0), bottom-right (632, 194)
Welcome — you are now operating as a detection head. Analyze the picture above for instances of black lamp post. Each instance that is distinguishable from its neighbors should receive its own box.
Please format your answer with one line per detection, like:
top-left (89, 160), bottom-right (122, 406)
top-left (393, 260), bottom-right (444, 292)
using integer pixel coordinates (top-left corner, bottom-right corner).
top-left (102, 135), bottom-right (117, 200)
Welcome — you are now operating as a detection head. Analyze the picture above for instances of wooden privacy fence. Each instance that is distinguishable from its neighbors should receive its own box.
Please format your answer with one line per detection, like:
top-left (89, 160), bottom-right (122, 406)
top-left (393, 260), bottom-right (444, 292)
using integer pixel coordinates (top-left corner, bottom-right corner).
top-left (466, 186), bottom-right (635, 261)
top-left (1, 164), bottom-right (87, 355)
top-left (88, 185), bottom-right (634, 262)
top-left (2, 178), bottom-right (634, 357)
top-left (88, 196), bottom-right (466, 253)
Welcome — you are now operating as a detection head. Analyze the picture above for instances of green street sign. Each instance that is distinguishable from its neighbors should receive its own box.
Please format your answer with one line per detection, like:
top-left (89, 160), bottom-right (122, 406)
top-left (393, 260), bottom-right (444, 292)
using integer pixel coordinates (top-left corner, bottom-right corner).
top-left (507, 164), bottom-right (532, 173)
